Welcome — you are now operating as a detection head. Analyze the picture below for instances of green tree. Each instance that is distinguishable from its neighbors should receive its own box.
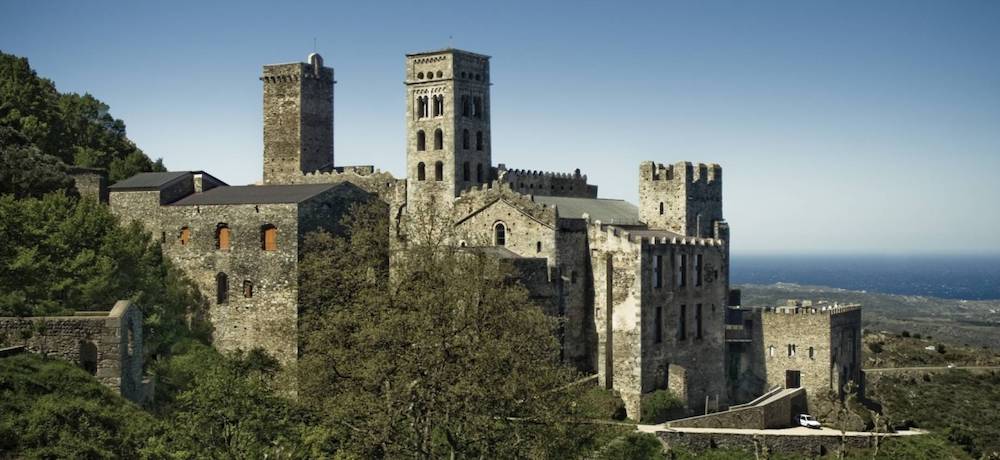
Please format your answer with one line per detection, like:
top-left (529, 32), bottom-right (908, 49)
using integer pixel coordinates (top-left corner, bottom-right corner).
top-left (640, 389), bottom-right (685, 424)
top-left (297, 203), bottom-right (607, 458)
top-left (0, 126), bottom-right (76, 198)
top-left (0, 193), bottom-right (208, 358)
top-left (0, 52), bottom-right (165, 182)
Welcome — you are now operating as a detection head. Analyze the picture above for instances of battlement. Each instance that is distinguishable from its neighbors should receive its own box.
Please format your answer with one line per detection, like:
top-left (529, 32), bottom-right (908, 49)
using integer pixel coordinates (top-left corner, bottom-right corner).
top-left (261, 53), bottom-right (334, 82)
top-left (591, 222), bottom-right (725, 248)
top-left (639, 161), bottom-right (721, 184)
top-left (752, 301), bottom-right (862, 316)
top-left (497, 164), bottom-right (597, 198)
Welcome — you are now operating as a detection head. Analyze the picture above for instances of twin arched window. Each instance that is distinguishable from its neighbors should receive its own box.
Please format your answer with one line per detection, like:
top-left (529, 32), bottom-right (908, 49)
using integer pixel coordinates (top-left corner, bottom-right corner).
top-left (417, 162), bottom-right (426, 181)
top-left (416, 130), bottom-right (426, 151)
top-left (416, 96), bottom-right (429, 118)
top-left (432, 95), bottom-right (444, 116)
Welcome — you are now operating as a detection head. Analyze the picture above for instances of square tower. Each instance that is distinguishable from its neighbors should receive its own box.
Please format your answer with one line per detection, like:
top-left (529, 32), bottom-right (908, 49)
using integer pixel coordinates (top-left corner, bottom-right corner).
top-left (639, 161), bottom-right (723, 238)
top-left (404, 49), bottom-right (492, 212)
top-left (261, 53), bottom-right (335, 184)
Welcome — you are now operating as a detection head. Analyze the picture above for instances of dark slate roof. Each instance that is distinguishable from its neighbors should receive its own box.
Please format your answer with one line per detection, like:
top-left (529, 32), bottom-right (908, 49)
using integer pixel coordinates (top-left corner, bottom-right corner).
top-left (459, 246), bottom-right (524, 259)
top-left (170, 184), bottom-right (339, 206)
top-left (108, 171), bottom-right (190, 190)
top-left (533, 196), bottom-right (641, 225)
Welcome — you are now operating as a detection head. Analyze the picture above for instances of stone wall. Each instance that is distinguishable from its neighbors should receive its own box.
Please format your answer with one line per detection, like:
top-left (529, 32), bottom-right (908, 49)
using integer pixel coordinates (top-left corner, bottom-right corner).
top-left (638, 161), bottom-right (722, 238)
top-left (0, 301), bottom-right (144, 401)
top-left (261, 56), bottom-right (335, 184)
top-left (668, 387), bottom-right (806, 429)
top-left (69, 166), bottom-right (108, 203)
top-left (496, 165), bottom-right (598, 198)
top-left (657, 429), bottom-right (881, 457)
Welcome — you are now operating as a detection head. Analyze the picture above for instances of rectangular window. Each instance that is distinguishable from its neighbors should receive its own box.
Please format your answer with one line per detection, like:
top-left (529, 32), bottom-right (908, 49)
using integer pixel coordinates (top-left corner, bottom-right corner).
top-left (696, 254), bottom-right (703, 286)
top-left (679, 255), bottom-right (687, 287)
top-left (678, 304), bottom-right (687, 340)
top-left (695, 303), bottom-right (703, 339)
top-left (653, 255), bottom-right (663, 288)
top-left (654, 306), bottom-right (662, 344)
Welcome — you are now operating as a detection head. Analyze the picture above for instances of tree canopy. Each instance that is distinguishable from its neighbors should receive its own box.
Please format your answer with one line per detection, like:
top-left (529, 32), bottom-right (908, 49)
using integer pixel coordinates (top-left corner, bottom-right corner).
top-left (0, 51), bottom-right (164, 184)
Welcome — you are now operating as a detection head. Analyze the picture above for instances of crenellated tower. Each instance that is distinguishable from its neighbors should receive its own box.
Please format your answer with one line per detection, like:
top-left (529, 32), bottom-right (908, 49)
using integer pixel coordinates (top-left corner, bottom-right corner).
top-left (405, 49), bottom-right (492, 212)
top-left (261, 53), bottom-right (335, 184)
top-left (639, 161), bottom-right (723, 238)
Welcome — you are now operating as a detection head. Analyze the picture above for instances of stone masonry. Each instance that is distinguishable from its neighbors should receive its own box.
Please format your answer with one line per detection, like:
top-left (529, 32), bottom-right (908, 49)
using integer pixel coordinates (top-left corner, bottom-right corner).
top-left (0, 300), bottom-right (144, 401)
top-left (111, 49), bottom-right (746, 421)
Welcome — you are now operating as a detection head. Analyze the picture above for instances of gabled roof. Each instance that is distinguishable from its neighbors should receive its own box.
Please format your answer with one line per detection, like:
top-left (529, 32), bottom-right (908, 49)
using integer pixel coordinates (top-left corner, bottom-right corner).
top-left (109, 171), bottom-right (226, 191)
top-left (453, 198), bottom-right (555, 229)
top-left (170, 184), bottom-right (340, 206)
top-left (532, 196), bottom-right (640, 225)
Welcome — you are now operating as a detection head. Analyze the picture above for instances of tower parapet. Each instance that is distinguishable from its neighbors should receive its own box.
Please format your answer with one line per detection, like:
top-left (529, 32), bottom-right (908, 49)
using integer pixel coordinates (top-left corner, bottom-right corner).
top-left (262, 53), bottom-right (335, 184)
top-left (496, 164), bottom-right (598, 198)
top-left (638, 161), bottom-right (723, 238)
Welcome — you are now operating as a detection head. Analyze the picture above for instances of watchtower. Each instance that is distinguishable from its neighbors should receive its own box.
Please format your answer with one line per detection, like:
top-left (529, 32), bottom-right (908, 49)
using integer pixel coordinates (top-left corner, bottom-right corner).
top-left (404, 49), bottom-right (492, 212)
top-left (639, 161), bottom-right (723, 238)
top-left (261, 53), bottom-right (335, 184)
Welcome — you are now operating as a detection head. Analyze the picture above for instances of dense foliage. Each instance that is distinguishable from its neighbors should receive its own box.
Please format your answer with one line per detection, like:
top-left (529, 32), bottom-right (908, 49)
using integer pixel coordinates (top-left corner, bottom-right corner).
top-left (0, 353), bottom-right (162, 458)
top-left (297, 203), bottom-right (620, 458)
top-left (869, 370), bottom-right (1000, 458)
top-left (0, 193), bottom-right (208, 359)
top-left (639, 389), bottom-right (684, 424)
top-left (0, 51), bottom-right (164, 183)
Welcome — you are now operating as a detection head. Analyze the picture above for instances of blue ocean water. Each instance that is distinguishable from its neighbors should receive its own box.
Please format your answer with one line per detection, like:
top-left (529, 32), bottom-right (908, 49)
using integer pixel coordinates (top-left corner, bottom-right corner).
top-left (731, 255), bottom-right (1000, 301)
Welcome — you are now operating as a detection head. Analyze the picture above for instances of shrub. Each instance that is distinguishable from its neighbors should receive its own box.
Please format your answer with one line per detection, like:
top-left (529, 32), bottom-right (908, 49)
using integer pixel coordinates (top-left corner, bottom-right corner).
top-left (936, 344), bottom-right (946, 354)
top-left (901, 330), bottom-right (911, 338)
top-left (640, 389), bottom-right (684, 424)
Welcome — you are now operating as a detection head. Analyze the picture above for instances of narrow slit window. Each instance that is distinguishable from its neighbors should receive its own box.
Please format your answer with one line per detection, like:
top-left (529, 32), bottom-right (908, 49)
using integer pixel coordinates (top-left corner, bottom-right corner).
top-left (243, 280), bottom-right (254, 298)
top-left (654, 306), bottom-right (663, 344)
top-left (216, 272), bottom-right (229, 305)
top-left (653, 255), bottom-right (663, 288)
top-left (696, 254), bottom-right (703, 286)
top-left (695, 304), bottom-right (703, 339)
top-left (678, 304), bottom-right (687, 340)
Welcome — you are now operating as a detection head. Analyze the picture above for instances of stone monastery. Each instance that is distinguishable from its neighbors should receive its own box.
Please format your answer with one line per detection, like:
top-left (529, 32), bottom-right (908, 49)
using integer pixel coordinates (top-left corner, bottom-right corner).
top-left (106, 49), bottom-right (862, 419)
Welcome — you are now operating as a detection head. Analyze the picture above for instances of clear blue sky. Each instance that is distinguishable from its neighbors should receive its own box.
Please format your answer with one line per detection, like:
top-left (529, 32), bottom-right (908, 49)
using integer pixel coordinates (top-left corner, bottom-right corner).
top-left (3, 1), bottom-right (999, 254)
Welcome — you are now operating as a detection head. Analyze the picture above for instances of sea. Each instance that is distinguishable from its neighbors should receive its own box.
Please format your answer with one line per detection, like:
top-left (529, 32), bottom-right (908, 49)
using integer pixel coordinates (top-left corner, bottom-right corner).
top-left (731, 254), bottom-right (1000, 301)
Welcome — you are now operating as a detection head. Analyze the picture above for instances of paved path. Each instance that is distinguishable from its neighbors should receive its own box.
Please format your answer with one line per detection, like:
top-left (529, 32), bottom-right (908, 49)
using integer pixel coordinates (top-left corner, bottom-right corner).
top-left (864, 365), bottom-right (1000, 373)
top-left (637, 425), bottom-right (926, 437)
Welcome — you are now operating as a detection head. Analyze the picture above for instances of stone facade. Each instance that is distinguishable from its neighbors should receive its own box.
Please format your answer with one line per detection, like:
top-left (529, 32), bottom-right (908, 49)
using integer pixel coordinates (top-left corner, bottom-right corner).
top-left (69, 166), bottom-right (109, 203)
top-left (110, 171), bottom-right (375, 365)
top-left (110, 49), bottom-right (742, 421)
top-left (0, 301), bottom-right (144, 401)
top-left (726, 300), bottom-right (863, 406)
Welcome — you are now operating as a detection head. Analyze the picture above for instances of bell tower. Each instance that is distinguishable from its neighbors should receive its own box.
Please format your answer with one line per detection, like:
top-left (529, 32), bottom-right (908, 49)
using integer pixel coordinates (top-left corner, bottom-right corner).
top-left (404, 49), bottom-right (492, 212)
top-left (261, 53), bottom-right (335, 184)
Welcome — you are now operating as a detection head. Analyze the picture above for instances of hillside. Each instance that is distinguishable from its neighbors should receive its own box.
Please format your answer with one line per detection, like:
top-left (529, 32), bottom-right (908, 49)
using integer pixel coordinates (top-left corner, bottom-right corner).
top-left (739, 283), bottom-right (1000, 349)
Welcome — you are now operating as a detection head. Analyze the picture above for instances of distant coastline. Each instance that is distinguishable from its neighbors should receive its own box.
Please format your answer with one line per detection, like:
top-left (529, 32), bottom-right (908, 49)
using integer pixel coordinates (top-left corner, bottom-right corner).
top-left (731, 254), bottom-right (1000, 301)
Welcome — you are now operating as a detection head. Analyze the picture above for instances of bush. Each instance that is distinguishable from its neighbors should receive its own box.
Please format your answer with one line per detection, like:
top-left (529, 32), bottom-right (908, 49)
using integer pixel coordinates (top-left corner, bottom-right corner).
top-left (640, 389), bottom-right (684, 424)
top-left (577, 386), bottom-right (628, 420)
top-left (869, 342), bottom-right (884, 354)
top-left (593, 432), bottom-right (666, 460)
top-left (936, 344), bottom-right (946, 354)
top-left (901, 330), bottom-right (911, 337)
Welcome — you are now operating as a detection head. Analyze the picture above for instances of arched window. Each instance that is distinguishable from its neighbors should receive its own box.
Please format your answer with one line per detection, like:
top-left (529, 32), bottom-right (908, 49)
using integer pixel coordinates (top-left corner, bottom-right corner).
top-left (768, 345), bottom-right (775, 357)
top-left (432, 95), bottom-right (444, 116)
top-left (659, 202), bottom-right (664, 215)
top-left (261, 225), bottom-right (277, 251)
top-left (216, 272), bottom-right (229, 304)
top-left (473, 96), bottom-right (482, 118)
top-left (463, 162), bottom-right (471, 181)
top-left (416, 130), bottom-right (426, 151)
top-left (494, 222), bottom-right (506, 246)
top-left (461, 95), bottom-right (470, 116)
top-left (417, 162), bottom-right (426, 181)
top-left (434, 129), bottom-right (443, 150)
top-left (434, 161), bottom-right (443, 181)
top-left (417, 96), bottom-right (426, 119)
top-left (476, 163), bottom-right (483, 183)
top-left (179, 227), bottom-right (190, 246)
top-left (243, 280), bottom-right (254, 298)
top-left (215, 223), bottom-right (231, 251)
top-left (476, 131), bottom-right (483, 151)
top-left (462, 129), bottom-right (470, 149)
